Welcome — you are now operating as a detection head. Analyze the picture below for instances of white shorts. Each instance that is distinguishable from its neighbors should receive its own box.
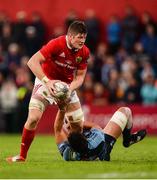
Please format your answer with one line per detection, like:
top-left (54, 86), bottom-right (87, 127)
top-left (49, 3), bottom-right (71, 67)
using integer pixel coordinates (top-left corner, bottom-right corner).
top-left (31, 78), bottom-right (80, 105)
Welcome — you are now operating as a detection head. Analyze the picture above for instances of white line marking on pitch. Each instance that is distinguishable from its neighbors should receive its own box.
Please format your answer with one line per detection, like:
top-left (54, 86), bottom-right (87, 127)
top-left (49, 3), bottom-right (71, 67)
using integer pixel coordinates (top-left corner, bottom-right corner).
top-left (87, 172), bottom-right (157, 178)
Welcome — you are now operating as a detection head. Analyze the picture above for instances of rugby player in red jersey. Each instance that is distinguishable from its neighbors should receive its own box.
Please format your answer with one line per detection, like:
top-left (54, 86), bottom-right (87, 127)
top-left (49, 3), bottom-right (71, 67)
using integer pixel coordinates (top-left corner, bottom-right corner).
top-left (6, 21), bottom-right (90, 162)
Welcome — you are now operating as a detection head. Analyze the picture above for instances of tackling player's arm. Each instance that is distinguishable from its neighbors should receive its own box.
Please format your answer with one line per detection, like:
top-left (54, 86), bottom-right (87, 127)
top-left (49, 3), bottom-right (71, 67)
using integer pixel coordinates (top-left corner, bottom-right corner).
top-left (54, 110), bottom-right (78, 161)
top-left (54, 110), bottom-right (67, 144)
top-left (69, 68), bottom-right (87, 92)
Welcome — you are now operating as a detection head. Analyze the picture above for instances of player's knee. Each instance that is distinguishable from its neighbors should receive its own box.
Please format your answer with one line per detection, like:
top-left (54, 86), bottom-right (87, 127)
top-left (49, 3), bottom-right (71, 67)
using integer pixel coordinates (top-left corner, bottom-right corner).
top-left (27, 113), bottom-right (41, 129)
top-left (110, 109), bottom-right (128, 131)
top-left (118, 107), bottom-right (131, 119)
top-left (29, 98), bottom-right (46, 112)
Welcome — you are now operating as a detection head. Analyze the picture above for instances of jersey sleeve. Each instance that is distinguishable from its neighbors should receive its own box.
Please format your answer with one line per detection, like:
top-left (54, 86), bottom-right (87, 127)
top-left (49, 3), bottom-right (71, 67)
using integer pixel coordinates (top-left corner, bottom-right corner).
top-left (40, 38), bottom-right (59, 59)
top-left (77, 47), bottom-right (90, 70)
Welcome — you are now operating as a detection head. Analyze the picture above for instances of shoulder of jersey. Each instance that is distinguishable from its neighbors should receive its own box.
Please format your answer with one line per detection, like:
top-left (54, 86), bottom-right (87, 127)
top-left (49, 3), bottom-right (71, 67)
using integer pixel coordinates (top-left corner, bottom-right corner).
top-left (57, 35), bottom-right (66, 47)
top-left (49, 35), bottom-right (66, 50)
top-left (50, 35), bottom-right (65, 44)
top-left (82, 45), bottom-right (90, 55)
top-left (57, 35), bottom-right (66, 42)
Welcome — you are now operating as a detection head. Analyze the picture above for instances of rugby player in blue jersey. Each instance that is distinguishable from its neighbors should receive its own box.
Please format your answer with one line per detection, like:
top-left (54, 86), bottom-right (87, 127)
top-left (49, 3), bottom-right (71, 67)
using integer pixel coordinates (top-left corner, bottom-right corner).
top-left (54, 105), bottom-right (146, 161)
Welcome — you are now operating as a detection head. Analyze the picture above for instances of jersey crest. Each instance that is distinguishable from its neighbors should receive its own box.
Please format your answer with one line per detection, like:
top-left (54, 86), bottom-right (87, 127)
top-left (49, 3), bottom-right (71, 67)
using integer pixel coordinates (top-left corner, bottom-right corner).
top-left (76, 56), bottom-right (82, 63)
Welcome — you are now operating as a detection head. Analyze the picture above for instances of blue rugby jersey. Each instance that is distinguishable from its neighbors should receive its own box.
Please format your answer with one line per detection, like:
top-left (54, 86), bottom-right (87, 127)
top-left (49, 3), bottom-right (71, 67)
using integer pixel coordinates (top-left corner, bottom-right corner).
top-left (83, 128), bottom-right (105, 149)
top-left (58, 128), bottom-right (108, 161)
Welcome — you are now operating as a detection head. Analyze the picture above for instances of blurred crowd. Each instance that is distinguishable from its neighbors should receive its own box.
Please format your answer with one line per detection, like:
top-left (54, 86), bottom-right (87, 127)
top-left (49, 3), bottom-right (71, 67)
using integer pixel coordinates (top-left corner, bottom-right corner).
top-left (0, 5), bottom-right (157, 133)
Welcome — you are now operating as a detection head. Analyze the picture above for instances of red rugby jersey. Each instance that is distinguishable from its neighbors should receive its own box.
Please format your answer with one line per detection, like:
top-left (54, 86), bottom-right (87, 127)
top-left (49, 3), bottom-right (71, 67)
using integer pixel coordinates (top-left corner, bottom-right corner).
top-left (40, 35), bottom-right (90, 83)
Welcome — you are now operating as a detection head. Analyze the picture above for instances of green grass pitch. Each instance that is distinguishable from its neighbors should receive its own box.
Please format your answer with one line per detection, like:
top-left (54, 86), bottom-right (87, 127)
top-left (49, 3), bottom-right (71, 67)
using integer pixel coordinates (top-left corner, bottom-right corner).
top-left (0, 134), bottom-right (157, 179)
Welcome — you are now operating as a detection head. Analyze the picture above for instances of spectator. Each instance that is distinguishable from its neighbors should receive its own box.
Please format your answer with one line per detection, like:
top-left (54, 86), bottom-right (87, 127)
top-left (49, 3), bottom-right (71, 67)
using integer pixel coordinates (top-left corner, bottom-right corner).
top-left (115, 47), bottom-right (128, 70)
top-left (92, 43), bottom-right (107, 82)
top-left (84, 9), bottom-right (100, 53)
top-left (121, 56), bottom-right (140, 82)
top-left (140, 24), bottom-right (157, 62)
top-left (106, 15), bottom-right (121, 54)
top-left (0, 78), bottom-right (18, 133)
top-left (107, 68), bottom-right (122, 103)
top-left (101, 55), bottom-right (116, 85)
top-left (86, 54), bottom-right (94, 75)
top-left (141, 73), bottom-right (157, 105)
top-left (15, 65), bottom-right (32, 87)
top-left (24, 26), bottom-right (41, 56)
top-left (0, 11), bottom-right (9, 36)
top-left (93, 82), bottom-right (109, 105)
top-left (132, 42), bottom-right (151, 66)
top-left (4, 43), bottom-right (22, 71)
top-left (124, 74), bottom-right (141, 104)
top-left (122, 5), bottom-right (139, 53)
top-left (0, 43), bottom-right (7, 72)
top-left (81, 73), bottom-right (94, 104)
top-left (30, 12), bottom-right (46, 46)
top-left (140, 60), bottom-right (156, 81)
top-left (140, 11), bottom-right (157, 34)
top-left (13, 11), bottom-right (28, 46)
top-left (0, 23), bottom-right (14, 52)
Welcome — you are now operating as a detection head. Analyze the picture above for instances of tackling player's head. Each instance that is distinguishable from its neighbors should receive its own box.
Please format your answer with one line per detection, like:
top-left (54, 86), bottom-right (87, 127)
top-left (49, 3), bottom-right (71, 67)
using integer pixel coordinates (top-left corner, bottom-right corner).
top-left (68, 132), bottom-right (88, 154)
top-left (67, 21), bottom-right (87, 50)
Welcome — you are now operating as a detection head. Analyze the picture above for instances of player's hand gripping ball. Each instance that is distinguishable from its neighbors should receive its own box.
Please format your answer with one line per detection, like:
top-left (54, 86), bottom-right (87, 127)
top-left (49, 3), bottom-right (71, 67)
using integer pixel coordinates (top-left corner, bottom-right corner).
top-left (53, 81), bottom-right (70, 101)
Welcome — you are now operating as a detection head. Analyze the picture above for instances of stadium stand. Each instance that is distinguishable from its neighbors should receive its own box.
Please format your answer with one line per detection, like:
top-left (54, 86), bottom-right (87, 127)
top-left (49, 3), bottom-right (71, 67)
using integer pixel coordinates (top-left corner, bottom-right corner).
top-left (0, 1), bottom-right (157, 133)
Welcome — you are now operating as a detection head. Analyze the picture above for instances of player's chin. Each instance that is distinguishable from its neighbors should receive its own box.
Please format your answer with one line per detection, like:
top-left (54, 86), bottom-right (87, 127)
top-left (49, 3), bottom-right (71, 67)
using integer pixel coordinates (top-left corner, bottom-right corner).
top-left (77, 45), bottom-right (84, 49)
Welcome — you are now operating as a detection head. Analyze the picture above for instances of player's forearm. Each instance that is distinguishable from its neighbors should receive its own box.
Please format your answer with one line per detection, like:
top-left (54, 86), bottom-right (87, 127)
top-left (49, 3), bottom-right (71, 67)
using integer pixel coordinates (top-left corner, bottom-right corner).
top-left (54, 110), bottom-right (66, 134)
top-left (27, 51), bottom-right (46, 81)
top-left (69, 69), bottom-right (86, 92)
top-left (54, 110), bottom-right (68, 144)
top-left (55, 131), bottom-right (67, 144)
top-left (69, 77), bottom-right (84, 92)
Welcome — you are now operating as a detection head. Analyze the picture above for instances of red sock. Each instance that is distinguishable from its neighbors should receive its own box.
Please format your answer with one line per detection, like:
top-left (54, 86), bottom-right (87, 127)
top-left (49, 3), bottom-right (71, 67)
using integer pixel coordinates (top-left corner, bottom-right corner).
top-left (20, 127), bottom-right (35, 159)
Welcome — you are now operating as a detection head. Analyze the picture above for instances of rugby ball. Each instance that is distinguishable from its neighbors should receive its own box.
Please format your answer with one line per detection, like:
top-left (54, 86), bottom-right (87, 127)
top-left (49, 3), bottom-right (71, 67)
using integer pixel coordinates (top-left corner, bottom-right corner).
top-left (54, 81), bottom-right (69, 100)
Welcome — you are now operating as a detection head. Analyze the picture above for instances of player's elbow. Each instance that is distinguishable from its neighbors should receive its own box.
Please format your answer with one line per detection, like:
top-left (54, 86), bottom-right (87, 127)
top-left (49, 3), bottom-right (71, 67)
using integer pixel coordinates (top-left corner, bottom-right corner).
top-left (27, 58), bottom-right (32, 69)
top-left (27, 55), bottom-right (36, 70)
top-left (27, 51), bottom-right (44, 68)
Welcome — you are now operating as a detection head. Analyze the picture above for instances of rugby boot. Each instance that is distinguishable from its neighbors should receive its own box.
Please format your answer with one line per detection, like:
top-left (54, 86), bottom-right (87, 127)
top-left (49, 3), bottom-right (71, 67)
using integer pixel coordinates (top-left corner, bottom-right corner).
top-left (123, 129), bottom-right (147, 148)
top-left (6, 155), bottom-right (25, 163)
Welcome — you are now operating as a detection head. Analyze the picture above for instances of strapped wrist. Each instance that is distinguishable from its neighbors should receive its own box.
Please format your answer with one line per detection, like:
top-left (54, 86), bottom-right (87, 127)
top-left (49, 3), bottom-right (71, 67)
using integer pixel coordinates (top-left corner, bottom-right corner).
top-left (41, 76), bottom-right (50, 84)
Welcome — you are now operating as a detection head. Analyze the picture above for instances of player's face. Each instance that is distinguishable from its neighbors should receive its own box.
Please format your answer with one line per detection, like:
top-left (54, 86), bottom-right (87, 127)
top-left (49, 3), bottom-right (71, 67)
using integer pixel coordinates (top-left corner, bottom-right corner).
top-left (70, 33), bottom-right (87, 49)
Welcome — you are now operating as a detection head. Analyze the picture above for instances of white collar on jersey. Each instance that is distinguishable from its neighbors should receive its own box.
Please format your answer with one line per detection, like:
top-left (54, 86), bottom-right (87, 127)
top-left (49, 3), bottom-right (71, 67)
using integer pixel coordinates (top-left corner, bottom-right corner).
top-left (66, 35), bottom-right (79, 51)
